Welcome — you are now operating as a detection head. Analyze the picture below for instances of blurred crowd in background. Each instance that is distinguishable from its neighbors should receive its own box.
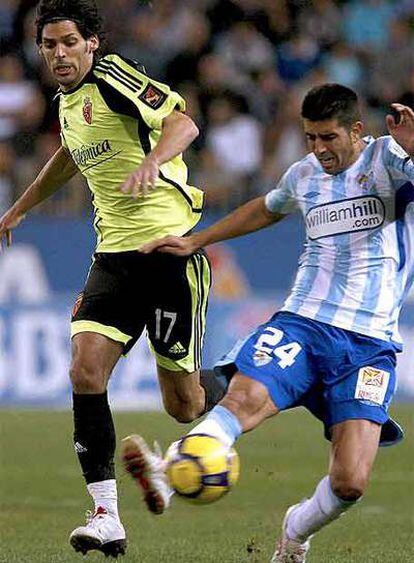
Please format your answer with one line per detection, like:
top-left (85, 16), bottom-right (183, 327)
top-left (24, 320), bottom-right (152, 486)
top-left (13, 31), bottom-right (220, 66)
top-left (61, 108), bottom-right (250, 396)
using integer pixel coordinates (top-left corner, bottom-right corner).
top-left (1, 0), bottom-right (413, 218)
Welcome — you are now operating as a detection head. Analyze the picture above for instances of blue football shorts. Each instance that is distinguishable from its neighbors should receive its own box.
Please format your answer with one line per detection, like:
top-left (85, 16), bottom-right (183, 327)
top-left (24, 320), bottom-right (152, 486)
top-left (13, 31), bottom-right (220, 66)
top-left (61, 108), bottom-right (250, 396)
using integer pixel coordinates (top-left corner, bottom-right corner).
top-left (217, 311), bottom-right (400, 436)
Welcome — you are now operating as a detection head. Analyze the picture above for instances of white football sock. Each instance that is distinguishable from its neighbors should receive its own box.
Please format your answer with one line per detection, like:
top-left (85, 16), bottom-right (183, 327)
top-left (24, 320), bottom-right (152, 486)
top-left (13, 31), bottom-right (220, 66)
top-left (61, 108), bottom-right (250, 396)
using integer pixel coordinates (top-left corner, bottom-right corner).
top-left (188, 405), bottom-right (242, 448)
top-left (286, 475), bottom-right (357, 542)
top-left (87, 479), bottom-right (119, 517)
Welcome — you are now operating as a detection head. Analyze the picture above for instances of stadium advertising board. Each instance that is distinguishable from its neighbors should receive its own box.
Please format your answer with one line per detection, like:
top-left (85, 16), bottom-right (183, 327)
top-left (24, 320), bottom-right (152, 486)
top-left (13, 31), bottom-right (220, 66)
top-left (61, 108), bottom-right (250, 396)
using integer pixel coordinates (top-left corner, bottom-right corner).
top-left (0, 221), bottom-right (413, 407)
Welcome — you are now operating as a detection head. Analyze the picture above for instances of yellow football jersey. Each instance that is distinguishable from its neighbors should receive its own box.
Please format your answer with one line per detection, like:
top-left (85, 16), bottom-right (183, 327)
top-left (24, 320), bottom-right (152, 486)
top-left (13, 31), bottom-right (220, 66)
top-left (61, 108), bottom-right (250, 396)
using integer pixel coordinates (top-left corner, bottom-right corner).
top-left (58, 53), bottom-right (204, 252)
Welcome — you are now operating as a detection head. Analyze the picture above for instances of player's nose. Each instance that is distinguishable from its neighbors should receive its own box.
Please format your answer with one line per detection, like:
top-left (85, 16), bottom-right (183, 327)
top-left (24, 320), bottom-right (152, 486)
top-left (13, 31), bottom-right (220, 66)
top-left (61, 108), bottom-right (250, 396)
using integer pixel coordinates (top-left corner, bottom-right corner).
top-left (55, 44), bottom-right (66, 58)
top-left (313, 138), bottom-right (326, 154)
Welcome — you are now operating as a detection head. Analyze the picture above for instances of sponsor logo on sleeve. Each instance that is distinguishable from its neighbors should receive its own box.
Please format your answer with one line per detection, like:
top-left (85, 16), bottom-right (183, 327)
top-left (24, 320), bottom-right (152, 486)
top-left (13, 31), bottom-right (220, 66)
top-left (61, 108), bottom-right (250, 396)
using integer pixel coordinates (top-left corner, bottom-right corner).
top-left (139, 83), bottom-right (167, 109)
top-left (354, 366), bottom-right (390, 405)
top-left (306, 196), bottom-right (385, 240)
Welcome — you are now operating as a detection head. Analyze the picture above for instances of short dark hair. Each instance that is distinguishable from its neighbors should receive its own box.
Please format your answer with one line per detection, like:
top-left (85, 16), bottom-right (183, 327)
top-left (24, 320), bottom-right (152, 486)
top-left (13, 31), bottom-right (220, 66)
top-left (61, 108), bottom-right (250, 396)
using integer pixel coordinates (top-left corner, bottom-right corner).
top-left (35, 0), bottom-right (105, 49)
top-left (301, 83), bottom-right (361, 128)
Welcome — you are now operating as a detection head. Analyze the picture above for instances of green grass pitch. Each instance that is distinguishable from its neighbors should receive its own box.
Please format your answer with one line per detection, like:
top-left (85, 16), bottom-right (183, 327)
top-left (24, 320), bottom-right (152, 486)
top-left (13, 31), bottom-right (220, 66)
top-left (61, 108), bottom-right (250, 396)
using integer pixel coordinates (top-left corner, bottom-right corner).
top-left (0, 405), bottom-right (413, 563)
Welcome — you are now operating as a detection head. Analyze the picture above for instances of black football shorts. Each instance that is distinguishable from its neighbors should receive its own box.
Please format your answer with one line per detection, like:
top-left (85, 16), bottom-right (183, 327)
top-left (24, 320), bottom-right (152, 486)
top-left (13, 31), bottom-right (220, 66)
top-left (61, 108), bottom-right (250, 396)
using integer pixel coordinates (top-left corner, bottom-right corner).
top-left (71, 250), bottom-right (211, 372)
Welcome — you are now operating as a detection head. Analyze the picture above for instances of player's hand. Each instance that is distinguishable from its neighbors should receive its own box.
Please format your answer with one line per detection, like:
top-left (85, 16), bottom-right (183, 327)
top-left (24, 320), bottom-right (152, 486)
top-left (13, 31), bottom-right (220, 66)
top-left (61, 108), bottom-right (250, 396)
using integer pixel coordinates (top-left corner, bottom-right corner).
top-left (0, 209), bottom-right (25, 251)
top-left (386, 104), bottom-right (414, 156)
top-left (139, 235), bottom-right (198, 256)
top-left (120, 155), bottom-right (160, 198)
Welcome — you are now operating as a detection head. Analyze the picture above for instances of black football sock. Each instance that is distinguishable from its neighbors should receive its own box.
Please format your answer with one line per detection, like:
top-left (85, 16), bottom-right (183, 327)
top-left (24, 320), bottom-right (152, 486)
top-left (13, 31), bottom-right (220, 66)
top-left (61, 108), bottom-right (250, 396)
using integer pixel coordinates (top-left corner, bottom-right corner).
top-left (73, 391), bottom-right (116, 484)
top-left (200, 369), bottom-right (227, 414)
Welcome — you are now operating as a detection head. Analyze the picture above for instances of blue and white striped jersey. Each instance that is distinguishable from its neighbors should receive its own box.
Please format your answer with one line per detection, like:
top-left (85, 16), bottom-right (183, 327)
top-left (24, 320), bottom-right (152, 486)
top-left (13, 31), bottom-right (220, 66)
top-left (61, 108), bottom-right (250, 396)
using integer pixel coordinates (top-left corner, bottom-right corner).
top-left (265, 136), bottom-right (414, 346)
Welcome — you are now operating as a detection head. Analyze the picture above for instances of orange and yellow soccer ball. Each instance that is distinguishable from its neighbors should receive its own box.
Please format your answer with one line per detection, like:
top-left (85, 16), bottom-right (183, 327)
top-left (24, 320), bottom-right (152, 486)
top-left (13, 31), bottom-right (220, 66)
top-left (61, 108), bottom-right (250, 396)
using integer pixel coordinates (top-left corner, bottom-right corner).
top-left (165, 434), bottom-right (240, 504)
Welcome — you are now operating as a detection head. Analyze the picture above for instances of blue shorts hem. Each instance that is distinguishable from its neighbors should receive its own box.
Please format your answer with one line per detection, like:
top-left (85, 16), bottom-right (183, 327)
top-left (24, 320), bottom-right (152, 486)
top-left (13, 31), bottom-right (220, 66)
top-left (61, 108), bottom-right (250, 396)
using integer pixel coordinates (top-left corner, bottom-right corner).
top-left (234, 361), bottom-right (293, 410)
top-left (326, 400), bottom-right (388, 429)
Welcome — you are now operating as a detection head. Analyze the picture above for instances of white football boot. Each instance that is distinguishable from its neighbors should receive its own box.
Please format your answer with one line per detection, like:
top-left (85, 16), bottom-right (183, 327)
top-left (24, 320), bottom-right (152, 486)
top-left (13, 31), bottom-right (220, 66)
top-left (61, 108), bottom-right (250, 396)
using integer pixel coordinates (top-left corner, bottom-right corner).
top-left (121, 434), bottom-right (173, 515)
top-left (69, 506), bottom-right (126, 557)
top-left (271, 503), bottom-right (311, 563)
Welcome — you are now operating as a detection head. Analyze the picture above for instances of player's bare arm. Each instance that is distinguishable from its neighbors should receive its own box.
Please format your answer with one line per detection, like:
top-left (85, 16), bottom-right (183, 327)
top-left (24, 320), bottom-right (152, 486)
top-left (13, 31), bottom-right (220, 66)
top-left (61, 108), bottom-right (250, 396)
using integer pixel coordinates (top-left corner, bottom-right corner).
top-left (0, 146), bottom-right (78, 249)
top-left (140, 196), bottom-right (285, 255)
top-left (386, 103), bottom-right (414, 158)
top-left (120, 110), bottom-right (199, 198)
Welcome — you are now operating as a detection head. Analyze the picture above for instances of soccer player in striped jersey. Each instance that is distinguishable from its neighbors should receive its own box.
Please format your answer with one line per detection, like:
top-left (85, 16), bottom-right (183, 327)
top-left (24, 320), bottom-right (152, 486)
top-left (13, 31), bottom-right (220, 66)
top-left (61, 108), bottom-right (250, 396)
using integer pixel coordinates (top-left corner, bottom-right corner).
top-left (0, 0), bottom-right (226, 557)
top-left (132, 84), bottom-right (414, 561)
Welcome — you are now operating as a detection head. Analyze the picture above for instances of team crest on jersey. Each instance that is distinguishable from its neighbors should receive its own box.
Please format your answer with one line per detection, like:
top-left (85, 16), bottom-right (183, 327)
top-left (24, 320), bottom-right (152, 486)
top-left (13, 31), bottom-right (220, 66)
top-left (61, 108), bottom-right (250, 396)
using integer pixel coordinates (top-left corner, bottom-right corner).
top-left (83, 97), bottom-right (93, 124)
top-left (357, 171), bottom-right (375, 191)
top-left (139, 83), bottom-right (167, 109)
top-left (72, 292), bottom-right (84, 317)
top-left (354, 366), bottom-right (390, 405)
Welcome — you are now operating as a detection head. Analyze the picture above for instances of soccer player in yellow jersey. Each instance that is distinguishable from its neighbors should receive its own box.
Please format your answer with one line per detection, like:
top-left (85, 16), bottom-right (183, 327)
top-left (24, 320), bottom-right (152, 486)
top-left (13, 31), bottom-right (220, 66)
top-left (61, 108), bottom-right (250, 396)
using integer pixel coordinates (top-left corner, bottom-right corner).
top-left (0, 0), bottom-right (226, 557)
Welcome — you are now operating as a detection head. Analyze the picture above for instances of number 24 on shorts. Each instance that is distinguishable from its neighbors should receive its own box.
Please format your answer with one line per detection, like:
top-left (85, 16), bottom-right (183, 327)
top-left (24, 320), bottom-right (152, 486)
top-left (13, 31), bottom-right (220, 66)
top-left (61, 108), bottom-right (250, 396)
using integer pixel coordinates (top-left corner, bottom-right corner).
top-left (254, 327), bottom-right (302, 369)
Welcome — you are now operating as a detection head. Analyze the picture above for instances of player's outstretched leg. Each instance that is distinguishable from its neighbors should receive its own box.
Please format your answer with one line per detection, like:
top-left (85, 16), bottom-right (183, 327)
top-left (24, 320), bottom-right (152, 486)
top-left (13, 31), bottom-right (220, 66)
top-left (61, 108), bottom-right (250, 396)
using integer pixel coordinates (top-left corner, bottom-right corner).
top-left (70, 505), bottom-right (126, 557)
top-left (122, 373), bottom-right (277, 514)
top-left (120, 405), bottom-right (240, 515)
top-left (121, 435), bottom-right (173, 515)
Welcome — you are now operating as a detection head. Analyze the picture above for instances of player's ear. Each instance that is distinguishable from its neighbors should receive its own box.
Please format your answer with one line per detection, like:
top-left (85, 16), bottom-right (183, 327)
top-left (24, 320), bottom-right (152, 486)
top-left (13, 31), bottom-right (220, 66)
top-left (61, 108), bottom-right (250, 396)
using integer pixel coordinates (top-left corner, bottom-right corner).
top-left (350, 121), bottom-right (363, 143)
top-left (87, 35), bottom-right (99, 54)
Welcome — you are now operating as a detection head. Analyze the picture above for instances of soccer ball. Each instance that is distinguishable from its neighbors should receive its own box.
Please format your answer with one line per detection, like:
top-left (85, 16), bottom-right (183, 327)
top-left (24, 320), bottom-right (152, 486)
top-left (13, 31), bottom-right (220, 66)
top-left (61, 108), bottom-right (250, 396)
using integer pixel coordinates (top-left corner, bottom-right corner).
top-left (165, 434), bottom-right (240, 504)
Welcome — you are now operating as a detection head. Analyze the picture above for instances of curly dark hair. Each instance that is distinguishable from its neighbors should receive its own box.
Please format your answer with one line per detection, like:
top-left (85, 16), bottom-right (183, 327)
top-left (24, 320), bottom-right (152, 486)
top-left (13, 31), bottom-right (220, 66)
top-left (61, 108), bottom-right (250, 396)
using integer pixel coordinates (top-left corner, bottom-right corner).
top-left (301, 84), bottom-right (361, 129)
top-left (35, 0), bottom-right (105, 50)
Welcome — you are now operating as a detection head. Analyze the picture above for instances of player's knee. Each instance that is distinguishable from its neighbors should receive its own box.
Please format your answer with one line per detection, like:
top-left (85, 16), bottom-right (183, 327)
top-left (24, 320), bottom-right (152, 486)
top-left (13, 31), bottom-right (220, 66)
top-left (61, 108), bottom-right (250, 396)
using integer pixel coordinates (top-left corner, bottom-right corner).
top-left (331, 473), bottom-right (366, 501)
top-left (221, 387), bottom-right (254, 417)
top-left (166, 404), bottom-right (198, 424)
top-left (163, 397), bottom-right (200, 423)
top-left (70, 361), bottom-right (106, 394)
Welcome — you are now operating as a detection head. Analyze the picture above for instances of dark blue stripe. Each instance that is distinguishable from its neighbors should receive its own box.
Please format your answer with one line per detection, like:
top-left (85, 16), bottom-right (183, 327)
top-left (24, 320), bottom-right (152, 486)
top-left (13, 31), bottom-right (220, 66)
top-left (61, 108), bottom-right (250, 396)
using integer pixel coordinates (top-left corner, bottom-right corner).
top-left (395, 182), bottom-right (414, 271)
